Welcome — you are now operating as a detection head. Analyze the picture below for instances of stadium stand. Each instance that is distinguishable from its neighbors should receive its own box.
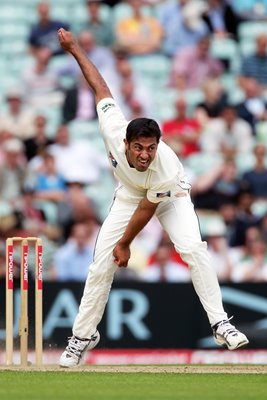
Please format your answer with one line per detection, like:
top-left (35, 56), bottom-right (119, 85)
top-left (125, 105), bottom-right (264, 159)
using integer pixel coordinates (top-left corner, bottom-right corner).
top-left (0, 0), bottom-right (267, 282)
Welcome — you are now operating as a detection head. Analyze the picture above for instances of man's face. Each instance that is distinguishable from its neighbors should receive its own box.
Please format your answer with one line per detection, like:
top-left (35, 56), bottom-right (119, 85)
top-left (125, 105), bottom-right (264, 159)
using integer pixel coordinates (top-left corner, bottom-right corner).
top-left (78, 32), bottom-right (94, 53)
top-left (256, 35), bottom-right (267, 55)
top-left (124, 136), bottom-right (158, 172)
top-left (198, 38), bottom-right (210, 57)
top-left (222, 107), bottom-right (236, 125)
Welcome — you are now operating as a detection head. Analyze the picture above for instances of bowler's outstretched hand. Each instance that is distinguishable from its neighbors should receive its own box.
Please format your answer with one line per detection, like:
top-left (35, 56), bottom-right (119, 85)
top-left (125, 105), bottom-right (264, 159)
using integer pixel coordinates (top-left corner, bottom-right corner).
top-left (58, 28), bottom-right (76, 53)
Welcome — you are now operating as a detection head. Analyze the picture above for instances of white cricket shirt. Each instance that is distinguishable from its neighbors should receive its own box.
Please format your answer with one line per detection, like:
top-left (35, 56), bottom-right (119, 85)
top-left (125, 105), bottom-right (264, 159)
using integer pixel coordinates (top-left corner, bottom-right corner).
top-left (97, 98), bottom-right (190, 203)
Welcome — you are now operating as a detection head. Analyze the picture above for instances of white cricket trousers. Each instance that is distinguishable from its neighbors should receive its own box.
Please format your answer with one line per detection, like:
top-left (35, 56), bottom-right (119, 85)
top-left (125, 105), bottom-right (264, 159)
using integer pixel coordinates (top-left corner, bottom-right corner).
top-left (73, 194), bottom-right (228, 339)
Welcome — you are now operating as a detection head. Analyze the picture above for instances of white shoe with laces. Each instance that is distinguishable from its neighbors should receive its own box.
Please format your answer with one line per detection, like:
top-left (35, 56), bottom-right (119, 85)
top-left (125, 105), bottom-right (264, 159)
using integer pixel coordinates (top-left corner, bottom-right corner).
top-left (60, 330), bottom-right (100, 368)
top-left (212, 317), bottom-right (249, 350)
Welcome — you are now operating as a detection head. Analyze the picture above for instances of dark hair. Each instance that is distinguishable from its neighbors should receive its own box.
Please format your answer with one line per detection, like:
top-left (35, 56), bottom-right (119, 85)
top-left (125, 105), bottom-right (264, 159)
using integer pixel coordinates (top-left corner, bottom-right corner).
top-left (126, 118), bottom-right (161, 143)
top-left (221, 103), bottom-right (237, 114)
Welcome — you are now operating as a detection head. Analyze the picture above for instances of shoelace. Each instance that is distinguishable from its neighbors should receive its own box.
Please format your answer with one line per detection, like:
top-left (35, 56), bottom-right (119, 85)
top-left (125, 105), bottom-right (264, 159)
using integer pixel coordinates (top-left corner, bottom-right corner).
top-left (217, 315), bottom-right (234, 328)
top-left (67, 336), bottom-right (88, 357)
top-left (216, 316), bottom-right (239, 338)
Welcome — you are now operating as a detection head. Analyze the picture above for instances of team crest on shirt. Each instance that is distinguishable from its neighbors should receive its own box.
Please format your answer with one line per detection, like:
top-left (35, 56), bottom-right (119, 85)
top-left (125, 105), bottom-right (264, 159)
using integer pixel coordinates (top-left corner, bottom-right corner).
top-left (101, 103), bottom-right (115, 113)
top-left (109, 151), bottom-right (118, 167)
top-left (156, 190), bottom-right (171, 198)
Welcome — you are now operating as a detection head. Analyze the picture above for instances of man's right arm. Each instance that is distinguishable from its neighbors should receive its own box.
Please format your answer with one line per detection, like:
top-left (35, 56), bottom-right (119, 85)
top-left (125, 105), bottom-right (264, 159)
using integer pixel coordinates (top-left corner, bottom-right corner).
top-left (57, 28), bottom-right (112, 104)
top-left (113, 197), bottom-right (159, 267)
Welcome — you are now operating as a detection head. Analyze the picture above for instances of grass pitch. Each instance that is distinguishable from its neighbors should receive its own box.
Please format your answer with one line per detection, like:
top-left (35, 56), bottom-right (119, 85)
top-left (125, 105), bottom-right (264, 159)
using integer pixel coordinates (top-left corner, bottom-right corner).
top-left (0, 369), bottom-right (267, 400)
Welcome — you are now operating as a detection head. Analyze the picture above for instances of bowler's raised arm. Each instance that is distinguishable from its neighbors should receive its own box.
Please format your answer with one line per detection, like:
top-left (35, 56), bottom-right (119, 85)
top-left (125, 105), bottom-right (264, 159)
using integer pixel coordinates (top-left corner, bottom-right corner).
top-left (57, 28), bottom-right (112, 104)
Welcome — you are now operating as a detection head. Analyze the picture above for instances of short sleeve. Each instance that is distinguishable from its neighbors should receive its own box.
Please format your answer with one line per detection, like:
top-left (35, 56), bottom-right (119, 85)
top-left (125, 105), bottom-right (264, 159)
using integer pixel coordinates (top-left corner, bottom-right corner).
top-left (96, 98), bottom-right (128, 140)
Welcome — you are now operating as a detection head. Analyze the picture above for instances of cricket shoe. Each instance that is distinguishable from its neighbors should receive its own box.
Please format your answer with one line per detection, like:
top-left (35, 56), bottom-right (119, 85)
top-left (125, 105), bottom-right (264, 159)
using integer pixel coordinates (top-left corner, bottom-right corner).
top-left (60, 330), bottom-right (100, 368)
top-left (212, 317), bottom-right (249, 350)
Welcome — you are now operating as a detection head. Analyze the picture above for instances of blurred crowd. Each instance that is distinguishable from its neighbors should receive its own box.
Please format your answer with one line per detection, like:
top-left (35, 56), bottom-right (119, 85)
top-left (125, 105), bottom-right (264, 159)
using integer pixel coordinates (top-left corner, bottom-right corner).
top-left (1, 0), bottom-right (267, 283)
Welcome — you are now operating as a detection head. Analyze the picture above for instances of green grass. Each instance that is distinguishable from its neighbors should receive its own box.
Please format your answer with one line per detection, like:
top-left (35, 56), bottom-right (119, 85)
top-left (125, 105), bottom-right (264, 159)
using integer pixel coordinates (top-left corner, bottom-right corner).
top-left (0, 372), bottom-right (267, 400)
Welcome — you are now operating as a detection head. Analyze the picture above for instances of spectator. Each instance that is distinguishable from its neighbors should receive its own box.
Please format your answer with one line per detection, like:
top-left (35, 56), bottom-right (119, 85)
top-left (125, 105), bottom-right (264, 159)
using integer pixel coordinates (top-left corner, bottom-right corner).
top-left (0, 247), bottom-right (7, 278)
top-left (15, 186), bottom-right (46, 228)
top-left (28, 151), bottom-right (67, 233)
top-left (0, 139), bottom-right (28, 205)
top-left (15, 217), bottom-right (60, 281)
top-left (32, 152), bottom-right (67, 204)
top-left (200, 104), bottom-right (254, 155)
top-left (114, 265), bottom-right (140, 280)
top-left (107, 47), bottom-right (154, 117)
top-left (115, 0), bottom-right (163, 56)
top-left (261, 212), bottom-right (267, 243)
top-left (119, 77), bottom-right (153, 120)
top-left (58, 181), bottom-right (98, 240)
top-left (0, 131), bottom-right (11, 166)
top-left (194, 78), bottom-right (228, 128)
top-left (0, 200), bottom-right (20, 245)
top-left (47, 124), bottom-right (109, 185)
top-left (204, 218), bottom-right (240, 282)
top-left (231, 0), bottom-right (267, 18)
top-left (140, 241), bottom-right (190, 282)
top-left (53, 222), bottom-right (97, 281)
top-left (241, 143), bottom-right (267, 199)
top-left (23, 115), bottom-right (53, 161)
top-left (106, 46), bottom-right (135, 96)
top-left (201, 0), bottom-right (243, 39)
top-left (158, 0), bottom-right (208, 57)
top-left (239, 34), bottom-right (267, 89)
top-left (28, 1), bottom-right (69, 57)
top-left (62, 73), bottom-right (96, 123)
top-left (60, 41), bottom-right (135, 111)
top-left (147, 231), bottom-right (189, 268)
top-left (229, 189), bottom-right (262, 247)
top-left (57, 30), bottom-right (116, 81)
top-left (170, 35), bottom-right (224, 89)
top-left (191, 158), bottom-right (242, 210)
top-left (236, 77), bottom-right (267, 135)
top-left (231, 226), bottom-right (267, 282)
top-left (0, 88), bottom-right (37, 140)
top-left (162, 96), bottom-right (201, 158)
top-left (22, 46), bottom-right (64, 109)
top-left (218, 201), bottom-right (238, 245)
top-left (73, 0), bottom-right (114, 47)
top-left (128, 216), bottom-right (164, 272)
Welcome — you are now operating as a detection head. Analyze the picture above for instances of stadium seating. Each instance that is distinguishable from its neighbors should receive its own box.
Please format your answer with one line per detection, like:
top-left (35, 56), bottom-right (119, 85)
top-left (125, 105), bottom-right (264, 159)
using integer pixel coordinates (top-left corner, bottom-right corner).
top-left (210, 37), bottom-right (240, 73)
top-left (238, 21), bottom-right (267, 41)
top-left (130, 54), bottom-right (171, 88)
top-left (184, 152), bottom-right (223, 177)
top-left (112, 1), bottom-right (153, 23)
top-left (71, 1), bottom-right (111, 26)
top-left (67, 120), bottom-right (100, 141)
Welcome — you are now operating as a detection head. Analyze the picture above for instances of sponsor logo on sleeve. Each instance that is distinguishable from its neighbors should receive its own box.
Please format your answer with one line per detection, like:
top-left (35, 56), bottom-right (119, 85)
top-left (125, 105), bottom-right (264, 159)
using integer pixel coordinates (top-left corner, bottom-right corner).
top-left (101, 103), bottom-right (115, 113)
top-left (156, 190), bottom-right (171, 198)
top-left (109, 151), bottom-right (118, 168)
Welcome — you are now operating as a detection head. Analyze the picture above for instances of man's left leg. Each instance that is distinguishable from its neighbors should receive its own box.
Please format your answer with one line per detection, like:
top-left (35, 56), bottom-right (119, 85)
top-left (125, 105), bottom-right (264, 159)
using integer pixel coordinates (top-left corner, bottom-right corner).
top-left (156, 195), bottom-right (249, 350)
